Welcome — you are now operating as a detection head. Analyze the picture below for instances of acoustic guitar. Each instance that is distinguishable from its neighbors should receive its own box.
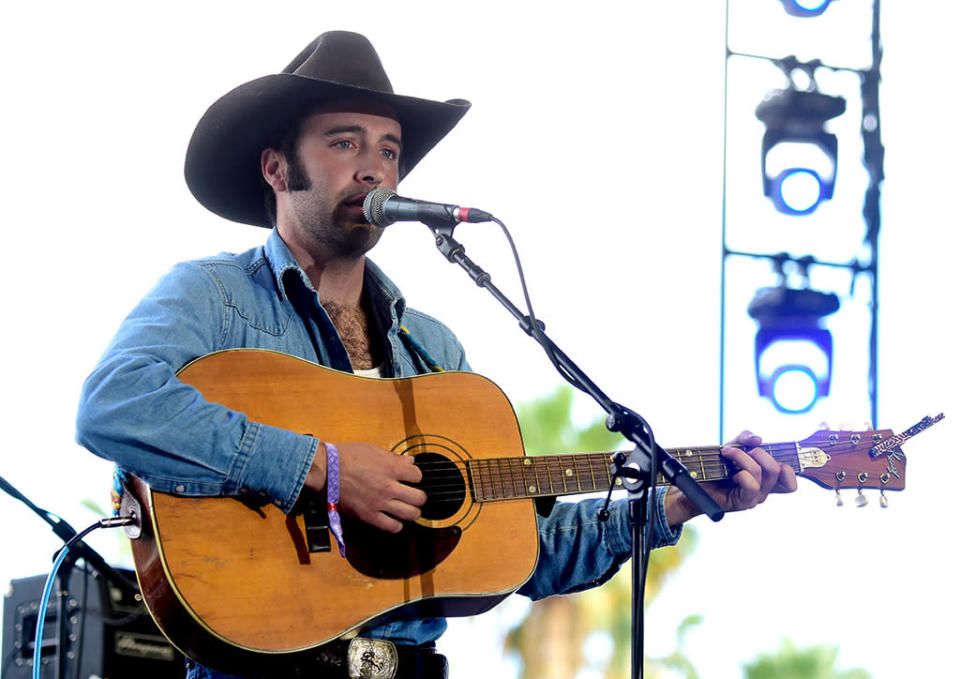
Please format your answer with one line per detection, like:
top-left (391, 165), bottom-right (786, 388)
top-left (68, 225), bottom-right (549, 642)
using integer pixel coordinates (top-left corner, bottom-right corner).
top-left (121, 349), bottom-right (931, 675)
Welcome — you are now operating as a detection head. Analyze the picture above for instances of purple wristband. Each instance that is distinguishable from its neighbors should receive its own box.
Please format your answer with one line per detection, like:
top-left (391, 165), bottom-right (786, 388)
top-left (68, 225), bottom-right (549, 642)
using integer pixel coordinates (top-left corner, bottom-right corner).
top-left (324, 442), bottom-right (346, 557)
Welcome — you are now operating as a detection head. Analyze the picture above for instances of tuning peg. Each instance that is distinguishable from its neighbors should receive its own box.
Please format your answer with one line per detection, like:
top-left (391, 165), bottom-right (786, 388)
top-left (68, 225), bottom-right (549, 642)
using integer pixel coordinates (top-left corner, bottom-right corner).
top-left (837, 420), bottom-right (873, 431)
top-left (835, 490), bottom-right (843, 507)
top-left (855, 489), bottom-right (868, 508)
top-left (879, 490), bottom-right (889, 508)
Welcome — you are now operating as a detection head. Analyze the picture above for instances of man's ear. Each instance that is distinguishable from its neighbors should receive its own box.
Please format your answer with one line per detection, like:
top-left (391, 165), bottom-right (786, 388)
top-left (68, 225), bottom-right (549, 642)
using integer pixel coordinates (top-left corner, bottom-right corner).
top-left (261, 148), bottom-right (287, 192)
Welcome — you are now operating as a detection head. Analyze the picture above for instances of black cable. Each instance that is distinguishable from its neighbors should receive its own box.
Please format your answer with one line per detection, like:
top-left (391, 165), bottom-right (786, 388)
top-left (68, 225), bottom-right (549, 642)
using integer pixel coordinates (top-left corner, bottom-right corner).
top-left (487, 215), bottom-right (662, 679)
top-left (491, 217), bottom-right (578, 388)
top-left (30, 517), bottom-right (137, 679)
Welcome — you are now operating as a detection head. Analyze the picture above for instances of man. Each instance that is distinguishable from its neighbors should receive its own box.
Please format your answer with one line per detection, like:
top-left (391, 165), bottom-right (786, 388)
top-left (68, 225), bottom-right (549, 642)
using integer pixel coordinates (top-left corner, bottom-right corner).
top-left (76, 31), bottom-right (796, 679)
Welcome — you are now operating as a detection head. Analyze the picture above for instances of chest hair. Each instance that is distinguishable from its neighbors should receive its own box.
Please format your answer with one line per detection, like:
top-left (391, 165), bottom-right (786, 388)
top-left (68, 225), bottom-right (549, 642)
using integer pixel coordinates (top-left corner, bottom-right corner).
top-left (320, 300), bottom-right (381, 370)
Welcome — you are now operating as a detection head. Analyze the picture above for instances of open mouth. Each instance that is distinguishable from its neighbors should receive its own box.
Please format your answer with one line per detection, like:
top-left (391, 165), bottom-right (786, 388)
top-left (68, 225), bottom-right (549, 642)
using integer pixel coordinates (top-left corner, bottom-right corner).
top-left (341, 194), bottom-right (371, 222)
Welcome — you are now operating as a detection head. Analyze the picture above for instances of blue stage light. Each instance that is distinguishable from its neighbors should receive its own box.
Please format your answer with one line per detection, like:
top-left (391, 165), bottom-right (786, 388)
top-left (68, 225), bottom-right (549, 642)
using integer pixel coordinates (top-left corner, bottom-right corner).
top-left (749, 287), bottom-right (839, 414)
top-left (771, 366), bottom-right (819, 413)
top-left (778, 0), bottom-right (835, 17)
top-left (756, 88), bottom-right (844, 216)
top-left (774, 168), bottom-right (826, 215)
top-left (755, 328), bottom-right (832, 413)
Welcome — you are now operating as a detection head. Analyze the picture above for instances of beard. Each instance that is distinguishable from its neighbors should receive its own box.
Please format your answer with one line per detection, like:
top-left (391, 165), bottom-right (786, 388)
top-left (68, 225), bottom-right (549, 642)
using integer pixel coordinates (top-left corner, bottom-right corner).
top-left (289, 192), bottom-right (384, 258)
top-left (285, 152), bottom-right (385, 258)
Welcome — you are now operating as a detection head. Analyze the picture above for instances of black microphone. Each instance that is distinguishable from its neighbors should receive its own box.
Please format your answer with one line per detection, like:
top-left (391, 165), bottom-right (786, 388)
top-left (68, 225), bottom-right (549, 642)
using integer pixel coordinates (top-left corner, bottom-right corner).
top-left (363, 187), bottom-right (493, 228)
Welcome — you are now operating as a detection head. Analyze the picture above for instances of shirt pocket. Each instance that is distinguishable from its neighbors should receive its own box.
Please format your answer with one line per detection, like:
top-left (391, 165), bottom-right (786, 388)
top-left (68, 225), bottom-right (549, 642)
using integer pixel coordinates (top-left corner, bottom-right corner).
top-left (223, 294), bottom-right (300, 349)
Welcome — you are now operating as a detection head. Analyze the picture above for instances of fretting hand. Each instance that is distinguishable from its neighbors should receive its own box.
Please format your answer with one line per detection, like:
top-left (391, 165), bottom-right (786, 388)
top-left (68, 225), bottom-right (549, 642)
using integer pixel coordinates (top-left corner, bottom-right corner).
top-left (664, 430), bottom-right (797, 526)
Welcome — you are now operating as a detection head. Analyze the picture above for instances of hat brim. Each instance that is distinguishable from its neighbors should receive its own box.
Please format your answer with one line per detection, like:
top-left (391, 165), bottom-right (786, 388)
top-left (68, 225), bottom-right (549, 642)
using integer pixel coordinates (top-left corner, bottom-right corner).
top-left (185, 73), bottom-right (470, 228)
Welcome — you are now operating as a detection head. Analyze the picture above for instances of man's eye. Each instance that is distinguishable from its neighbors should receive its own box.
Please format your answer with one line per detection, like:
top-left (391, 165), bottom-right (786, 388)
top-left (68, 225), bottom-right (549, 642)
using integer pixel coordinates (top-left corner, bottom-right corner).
top-left (381, 148), bottom-right (398, 160)
top-left (334, 140), bottom-right (353, 149)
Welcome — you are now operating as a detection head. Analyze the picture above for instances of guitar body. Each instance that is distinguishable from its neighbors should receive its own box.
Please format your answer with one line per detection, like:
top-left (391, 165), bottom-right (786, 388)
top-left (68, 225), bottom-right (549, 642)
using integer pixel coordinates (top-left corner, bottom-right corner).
top-left (128, 349), bottom-right (538, 672)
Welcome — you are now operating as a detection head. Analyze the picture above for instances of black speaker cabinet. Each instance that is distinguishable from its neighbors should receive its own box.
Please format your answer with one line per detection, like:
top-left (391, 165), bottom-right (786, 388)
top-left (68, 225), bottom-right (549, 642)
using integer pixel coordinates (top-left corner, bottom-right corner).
top-left (2, 567), bottom-right (183, 678)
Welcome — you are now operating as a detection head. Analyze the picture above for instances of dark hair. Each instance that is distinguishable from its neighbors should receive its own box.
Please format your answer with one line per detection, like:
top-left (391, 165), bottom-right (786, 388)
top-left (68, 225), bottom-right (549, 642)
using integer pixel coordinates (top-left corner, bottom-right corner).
top-left (261, 115), bottom-right (311, 225)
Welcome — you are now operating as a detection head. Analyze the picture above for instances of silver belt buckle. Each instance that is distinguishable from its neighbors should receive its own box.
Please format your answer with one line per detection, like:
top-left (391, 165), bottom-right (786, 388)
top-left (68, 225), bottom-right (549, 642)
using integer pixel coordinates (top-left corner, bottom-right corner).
top-left (347, 638), bottom-right (399, 679)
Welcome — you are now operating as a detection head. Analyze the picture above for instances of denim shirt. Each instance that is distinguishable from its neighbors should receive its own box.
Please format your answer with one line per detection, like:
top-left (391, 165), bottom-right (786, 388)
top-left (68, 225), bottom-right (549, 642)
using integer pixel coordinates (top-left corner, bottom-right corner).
top-left (76, 229), bottom-right (680, 671)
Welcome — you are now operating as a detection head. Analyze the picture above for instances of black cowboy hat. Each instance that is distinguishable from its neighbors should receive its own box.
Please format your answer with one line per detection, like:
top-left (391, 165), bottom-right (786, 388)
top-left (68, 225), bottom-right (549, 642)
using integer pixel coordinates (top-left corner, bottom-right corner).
top-left (184, 31), bottom-right (470, 228)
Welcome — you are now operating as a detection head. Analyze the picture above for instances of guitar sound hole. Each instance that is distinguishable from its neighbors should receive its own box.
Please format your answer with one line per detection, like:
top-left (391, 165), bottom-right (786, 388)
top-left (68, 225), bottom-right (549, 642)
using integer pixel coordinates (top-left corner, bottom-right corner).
top-left (413, 452), bottom-right (466, 520)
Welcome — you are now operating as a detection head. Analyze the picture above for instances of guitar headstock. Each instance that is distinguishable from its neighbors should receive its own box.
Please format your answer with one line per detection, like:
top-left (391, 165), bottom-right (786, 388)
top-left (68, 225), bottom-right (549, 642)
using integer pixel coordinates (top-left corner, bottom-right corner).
top-left (795, 428), bottom-right (906, 492)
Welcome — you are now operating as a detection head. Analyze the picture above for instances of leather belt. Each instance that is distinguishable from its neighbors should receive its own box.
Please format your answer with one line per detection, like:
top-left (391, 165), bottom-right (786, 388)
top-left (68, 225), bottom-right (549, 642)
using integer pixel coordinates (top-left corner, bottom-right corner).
top-left (274, 638), bottom-right (448, 679)
top-left (347, 638), bottom-right (446, 679)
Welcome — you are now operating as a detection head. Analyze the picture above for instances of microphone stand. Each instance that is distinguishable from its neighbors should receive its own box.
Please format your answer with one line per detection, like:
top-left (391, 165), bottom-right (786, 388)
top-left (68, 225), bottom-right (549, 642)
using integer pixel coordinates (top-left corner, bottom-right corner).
top-left (424, 219), bottom-right (724, 679)
top-left (0, 474), bottom-right (139, 679)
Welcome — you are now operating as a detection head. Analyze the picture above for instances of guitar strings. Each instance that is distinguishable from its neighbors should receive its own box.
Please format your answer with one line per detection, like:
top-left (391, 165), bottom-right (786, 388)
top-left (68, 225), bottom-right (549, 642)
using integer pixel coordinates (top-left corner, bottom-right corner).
top-left (408, 442), bottom-right (807, 471)
top-left (413, 462), bottom-right (798, 502)
top-left (408, 444), bottom-right (814, 502)
top-left (403, 440), bottom-right (870, 503)
top-left (412, 457), bottom-right (800, 478)
top-left (410, 448), bottom-right (804, 476)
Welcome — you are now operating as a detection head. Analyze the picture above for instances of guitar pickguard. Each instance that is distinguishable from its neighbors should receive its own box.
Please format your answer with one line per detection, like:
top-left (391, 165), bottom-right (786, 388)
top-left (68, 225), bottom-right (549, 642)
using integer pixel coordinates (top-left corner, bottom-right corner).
top-left (343, 517), bottom-right (461, 579)
top-left (342, 442), bottom-right (475, 578)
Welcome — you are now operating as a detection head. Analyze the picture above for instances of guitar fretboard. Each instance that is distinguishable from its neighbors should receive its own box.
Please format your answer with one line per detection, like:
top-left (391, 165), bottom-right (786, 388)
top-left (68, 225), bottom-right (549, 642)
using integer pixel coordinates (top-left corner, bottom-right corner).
top-left (468, 443), bottom-right (804, 502)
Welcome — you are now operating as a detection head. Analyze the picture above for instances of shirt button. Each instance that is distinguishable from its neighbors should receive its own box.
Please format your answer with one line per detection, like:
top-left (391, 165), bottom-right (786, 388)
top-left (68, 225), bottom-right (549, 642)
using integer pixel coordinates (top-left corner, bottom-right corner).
top-left (175, 484), bottom-right (185, 493)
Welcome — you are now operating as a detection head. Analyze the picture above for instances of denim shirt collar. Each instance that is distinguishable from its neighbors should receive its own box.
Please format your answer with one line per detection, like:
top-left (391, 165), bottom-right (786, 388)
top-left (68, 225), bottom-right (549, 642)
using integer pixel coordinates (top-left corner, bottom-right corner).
top-left (263, 228), bottom-right (312, 302)
top-left (263, 228), bottom-right (407, 321)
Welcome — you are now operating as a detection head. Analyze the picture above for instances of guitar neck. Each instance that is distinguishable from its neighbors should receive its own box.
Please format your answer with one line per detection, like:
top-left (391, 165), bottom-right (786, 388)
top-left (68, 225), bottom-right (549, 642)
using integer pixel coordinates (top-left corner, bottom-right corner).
top-left (468, 442), bottom-right (804, 502)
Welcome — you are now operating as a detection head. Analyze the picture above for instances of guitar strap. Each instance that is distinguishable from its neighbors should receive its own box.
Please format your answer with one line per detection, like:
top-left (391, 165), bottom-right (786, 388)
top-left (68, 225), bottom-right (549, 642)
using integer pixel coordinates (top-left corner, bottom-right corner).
top-left (398, 326), bottom-right (445, 374)
top-left (111, 465), bottom-right (129, 515)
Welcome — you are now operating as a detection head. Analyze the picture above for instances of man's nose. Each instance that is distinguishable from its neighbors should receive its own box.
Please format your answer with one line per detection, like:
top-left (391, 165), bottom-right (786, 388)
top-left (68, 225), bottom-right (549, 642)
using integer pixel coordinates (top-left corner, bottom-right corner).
top-left (355, 148), bottom-right (388, 185)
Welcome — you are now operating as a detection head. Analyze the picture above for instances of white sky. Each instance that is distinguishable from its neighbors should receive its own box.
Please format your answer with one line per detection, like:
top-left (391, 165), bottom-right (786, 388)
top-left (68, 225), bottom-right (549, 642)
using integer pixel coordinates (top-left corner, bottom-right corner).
top-left (1, 1), bottom-right (957, 678)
